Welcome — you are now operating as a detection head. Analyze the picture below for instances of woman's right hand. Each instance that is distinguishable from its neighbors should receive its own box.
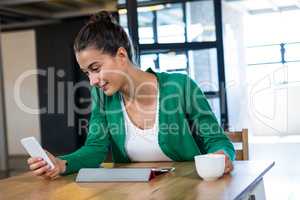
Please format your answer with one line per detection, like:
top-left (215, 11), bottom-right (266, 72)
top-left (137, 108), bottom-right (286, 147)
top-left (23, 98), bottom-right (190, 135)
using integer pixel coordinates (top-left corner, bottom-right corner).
top-left (27, 150), bottom-right (67, 180)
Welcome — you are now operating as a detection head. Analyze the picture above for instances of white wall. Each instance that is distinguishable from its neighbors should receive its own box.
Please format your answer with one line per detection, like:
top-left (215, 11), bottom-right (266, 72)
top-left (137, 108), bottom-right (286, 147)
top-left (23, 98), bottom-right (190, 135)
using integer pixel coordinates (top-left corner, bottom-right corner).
top-left (222, 3), bottom-right (248, 131)
top-left (242, 10), bottom-right (300, 136)
top-left (222, 3), bottom-right (300, 136)
top-left (222, 5), bottom-right (300, 198)
top-left (1, 30), bottom-right (41, 155)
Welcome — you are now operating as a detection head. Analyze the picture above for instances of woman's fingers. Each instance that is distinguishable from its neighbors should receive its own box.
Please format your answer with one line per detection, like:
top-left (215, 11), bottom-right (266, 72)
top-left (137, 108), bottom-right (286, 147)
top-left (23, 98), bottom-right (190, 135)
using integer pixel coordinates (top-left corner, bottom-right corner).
top-left (212, 150), bottom-right (234, 174)
top-left (45, 169), bottom-right (55, 177)
top-left (26, 150), bottom-right (67, 181)
top-left (224, 159), bottom-right (233, 174)
top-left (27, 157), bottom-right (42, 165)
top-left (28, 157), bottom-right (50, 177)
top-left (45, 167), bottom-right (59, 177)
top-left (41, 167), bottom-right (60, 180)
top-left (32, 164), bottom-right (51, 176)
top-left (44, 150), bottom-right (57, 164)
top-left (29, 160), bottom-right (47, 171)
top-left (48, 170), bottom-right (60, 180)
top-left (225, 165), bottom-right (233, 173)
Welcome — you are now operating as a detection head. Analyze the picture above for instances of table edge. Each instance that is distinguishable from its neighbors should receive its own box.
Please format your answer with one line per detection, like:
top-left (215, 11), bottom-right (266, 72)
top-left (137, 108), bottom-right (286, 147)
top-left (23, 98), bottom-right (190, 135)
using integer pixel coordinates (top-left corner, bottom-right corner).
top-left (234, 161), bottom-right (275, 200)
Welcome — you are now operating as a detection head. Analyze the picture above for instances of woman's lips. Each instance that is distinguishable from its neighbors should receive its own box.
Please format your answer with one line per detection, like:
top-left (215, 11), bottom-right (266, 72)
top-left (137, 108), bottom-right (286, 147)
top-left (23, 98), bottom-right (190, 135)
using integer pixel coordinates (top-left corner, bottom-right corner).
top-left (100, 83), bottom-right (109, 91)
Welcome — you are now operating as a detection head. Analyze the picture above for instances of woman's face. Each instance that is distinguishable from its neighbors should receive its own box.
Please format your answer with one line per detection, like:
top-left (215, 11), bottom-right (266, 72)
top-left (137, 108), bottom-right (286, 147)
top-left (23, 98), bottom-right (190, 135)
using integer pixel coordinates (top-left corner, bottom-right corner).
top-left (76, 48), bottom-right (128, 96)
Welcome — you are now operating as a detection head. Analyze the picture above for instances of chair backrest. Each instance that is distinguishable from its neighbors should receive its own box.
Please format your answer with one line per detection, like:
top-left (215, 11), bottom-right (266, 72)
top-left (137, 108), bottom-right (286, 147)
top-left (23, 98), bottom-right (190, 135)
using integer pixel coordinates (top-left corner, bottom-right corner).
top-left (225, 129), bottom-right (249, 160)
top-left (102, 129), bottom-right (249, 164)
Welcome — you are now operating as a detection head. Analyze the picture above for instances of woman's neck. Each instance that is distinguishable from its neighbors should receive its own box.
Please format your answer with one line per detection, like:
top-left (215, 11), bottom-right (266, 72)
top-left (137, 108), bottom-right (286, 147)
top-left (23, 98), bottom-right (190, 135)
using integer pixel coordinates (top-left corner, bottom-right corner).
top-left (120, 65), bottom-right (157, 105)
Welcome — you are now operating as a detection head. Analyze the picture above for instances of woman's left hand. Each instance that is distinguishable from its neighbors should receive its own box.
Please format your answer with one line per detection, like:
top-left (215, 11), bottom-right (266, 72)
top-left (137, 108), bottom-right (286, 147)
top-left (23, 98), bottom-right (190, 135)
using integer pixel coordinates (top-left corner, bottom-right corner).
top-left (213, 150), bottom-right (233, 174)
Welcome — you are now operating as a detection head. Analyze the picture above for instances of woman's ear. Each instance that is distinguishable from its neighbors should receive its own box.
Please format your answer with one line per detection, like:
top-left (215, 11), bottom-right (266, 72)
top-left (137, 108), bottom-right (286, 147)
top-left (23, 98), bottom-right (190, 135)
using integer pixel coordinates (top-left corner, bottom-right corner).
top-left (116, 47), bottom-right (129, 62)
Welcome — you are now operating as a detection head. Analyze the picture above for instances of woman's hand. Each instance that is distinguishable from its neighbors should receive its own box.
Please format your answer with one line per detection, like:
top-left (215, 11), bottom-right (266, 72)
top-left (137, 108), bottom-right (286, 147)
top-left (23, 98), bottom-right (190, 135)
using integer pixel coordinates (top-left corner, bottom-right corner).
top-left (213, 150), bottom-right (234, 174)
top-left (27, 150), bottom-right (67, 180)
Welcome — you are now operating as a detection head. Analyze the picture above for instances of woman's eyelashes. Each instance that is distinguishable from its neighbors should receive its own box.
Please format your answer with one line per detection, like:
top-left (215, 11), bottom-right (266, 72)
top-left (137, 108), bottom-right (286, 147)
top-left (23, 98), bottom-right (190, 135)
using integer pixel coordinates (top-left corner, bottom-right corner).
top-left (90, 64), bottom-right (102, 73)
top-left (82, 65), bottom-right (102, 76)
top-left (91, 67), bottom-right (101, 72)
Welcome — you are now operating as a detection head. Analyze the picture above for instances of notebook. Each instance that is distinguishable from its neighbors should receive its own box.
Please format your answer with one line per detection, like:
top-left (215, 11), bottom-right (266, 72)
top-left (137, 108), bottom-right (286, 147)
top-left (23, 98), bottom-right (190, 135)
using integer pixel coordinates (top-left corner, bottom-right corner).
top-left (76, 168), bottom-right (154, 182)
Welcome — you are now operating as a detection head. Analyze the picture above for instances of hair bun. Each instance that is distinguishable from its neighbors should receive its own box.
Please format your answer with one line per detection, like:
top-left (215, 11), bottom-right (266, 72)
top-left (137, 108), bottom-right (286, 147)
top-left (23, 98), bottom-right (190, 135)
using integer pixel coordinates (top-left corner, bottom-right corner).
top-left (89, 11), bottom-right (117, 24)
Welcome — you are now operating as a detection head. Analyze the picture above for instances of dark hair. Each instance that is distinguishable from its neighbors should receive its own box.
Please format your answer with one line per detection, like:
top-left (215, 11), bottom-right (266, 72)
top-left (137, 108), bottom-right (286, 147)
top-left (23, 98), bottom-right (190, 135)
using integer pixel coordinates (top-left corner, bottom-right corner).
top-left (74, 11), bottom-right (134, 62)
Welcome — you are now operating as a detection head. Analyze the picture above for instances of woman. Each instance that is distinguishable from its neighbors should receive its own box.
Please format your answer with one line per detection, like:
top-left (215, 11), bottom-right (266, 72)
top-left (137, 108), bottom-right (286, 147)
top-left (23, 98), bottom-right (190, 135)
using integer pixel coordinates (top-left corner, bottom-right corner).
top-left (27, 11), bottom-right (235, 180)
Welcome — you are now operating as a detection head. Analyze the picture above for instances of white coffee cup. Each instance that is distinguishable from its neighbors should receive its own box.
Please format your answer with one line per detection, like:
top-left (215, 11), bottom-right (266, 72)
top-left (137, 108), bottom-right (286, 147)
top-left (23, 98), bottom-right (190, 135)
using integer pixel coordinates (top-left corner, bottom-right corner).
top-left (194, 154), bottom-right (225, 181)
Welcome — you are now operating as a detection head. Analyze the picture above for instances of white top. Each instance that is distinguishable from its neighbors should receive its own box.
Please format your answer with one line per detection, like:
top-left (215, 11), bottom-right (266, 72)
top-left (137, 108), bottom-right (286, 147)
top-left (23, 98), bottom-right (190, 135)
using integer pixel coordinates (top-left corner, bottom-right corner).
top-left (120, 89), bottom-right (172, 162)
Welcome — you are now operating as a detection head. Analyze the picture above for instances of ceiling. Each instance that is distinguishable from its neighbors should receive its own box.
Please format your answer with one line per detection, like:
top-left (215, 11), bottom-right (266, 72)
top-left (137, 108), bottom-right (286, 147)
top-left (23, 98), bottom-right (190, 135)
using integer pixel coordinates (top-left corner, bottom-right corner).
top-left (0, 0), bottom-right (117, 30)
top-left (225, 0), bottom-right (300, 14)
top-left (1, 0), bottom-right (300, 31)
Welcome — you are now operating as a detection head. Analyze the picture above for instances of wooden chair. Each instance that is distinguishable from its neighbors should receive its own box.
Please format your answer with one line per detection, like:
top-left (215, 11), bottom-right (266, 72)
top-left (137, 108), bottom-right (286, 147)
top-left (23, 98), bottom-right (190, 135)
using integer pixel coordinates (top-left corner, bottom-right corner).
top-left (101, 129), bottom-right (249, 166)
top-left (100, 146), bottom-right (113, 168)
top-left (225, 129), bottom-right (249, 160)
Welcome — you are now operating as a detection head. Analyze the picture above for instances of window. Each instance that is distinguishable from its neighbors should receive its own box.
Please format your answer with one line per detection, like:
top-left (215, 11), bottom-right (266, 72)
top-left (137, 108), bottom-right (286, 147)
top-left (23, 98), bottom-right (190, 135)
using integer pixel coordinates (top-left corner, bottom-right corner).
top-left (159, 51), bottom-right (187, 72)
top-left (285, 42), bottom-right (300, 62)
top-left (118, 0), bottom-right (125, 4)
top-left (157, 3), bottom-right (185, 43)
top-left (246, 42), bottom-right (300, 84)
top-left (119, 10), bottom-right (129, 35)
top-left (246, 45), bottom-right (281, 65)
top-left (287, 62), bottom-right (300, 83)
top-left (189, 49), bottom-right (219, 92)
top-left (140, 51), bottom-right (188, 73)
top-left (244, 10), bottom-right (300, 136)
top-left (119, 0), bottom-right (227, 126)
top-left (208, 98), bottom-right (221, 123)
top-left (140, 54), bottom-right (157, 71)
top-left (186, 0), bottom-right (216, 42)
top-left (138, 11), bottom-right (155, 44)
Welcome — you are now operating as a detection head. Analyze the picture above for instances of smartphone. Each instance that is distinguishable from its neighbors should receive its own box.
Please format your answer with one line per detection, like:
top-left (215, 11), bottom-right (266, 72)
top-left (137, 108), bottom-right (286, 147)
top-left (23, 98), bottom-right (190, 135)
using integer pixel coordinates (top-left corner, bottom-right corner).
top-left (151, 167), bottom-right (175, 173)
top-left (21, 137), bottom-right (55, 170)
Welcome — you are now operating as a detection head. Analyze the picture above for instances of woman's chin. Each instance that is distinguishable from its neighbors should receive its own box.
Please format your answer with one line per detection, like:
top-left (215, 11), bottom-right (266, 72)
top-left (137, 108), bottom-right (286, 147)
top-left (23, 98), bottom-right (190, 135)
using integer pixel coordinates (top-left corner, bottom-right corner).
top-left (103, 88), bottom-right (115, 96)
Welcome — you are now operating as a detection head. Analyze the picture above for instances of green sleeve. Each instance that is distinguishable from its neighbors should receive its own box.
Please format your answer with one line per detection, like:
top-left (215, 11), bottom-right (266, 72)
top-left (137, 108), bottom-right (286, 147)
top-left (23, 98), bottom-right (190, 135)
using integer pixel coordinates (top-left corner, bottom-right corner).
top-left (58, 87), bottom-right (110, 175)
top-left (184, 76), bottom-right (235, 161)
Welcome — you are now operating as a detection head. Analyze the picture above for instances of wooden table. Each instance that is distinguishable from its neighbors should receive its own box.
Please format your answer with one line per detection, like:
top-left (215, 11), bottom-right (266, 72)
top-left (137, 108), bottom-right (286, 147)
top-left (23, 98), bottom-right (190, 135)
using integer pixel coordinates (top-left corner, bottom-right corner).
top-left (0, 161), bottom-right (274, 200)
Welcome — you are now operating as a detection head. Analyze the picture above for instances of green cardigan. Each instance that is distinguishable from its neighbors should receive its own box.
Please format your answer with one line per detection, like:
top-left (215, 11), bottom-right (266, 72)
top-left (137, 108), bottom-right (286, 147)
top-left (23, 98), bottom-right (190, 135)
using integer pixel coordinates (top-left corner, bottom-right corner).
top-left (59, 68), bottom-right (235, 174)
